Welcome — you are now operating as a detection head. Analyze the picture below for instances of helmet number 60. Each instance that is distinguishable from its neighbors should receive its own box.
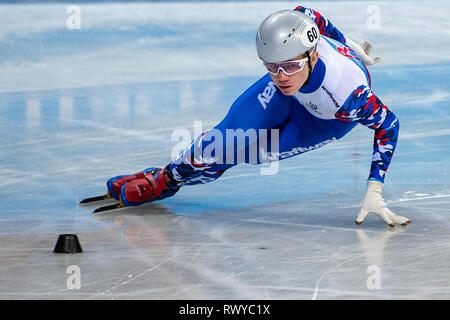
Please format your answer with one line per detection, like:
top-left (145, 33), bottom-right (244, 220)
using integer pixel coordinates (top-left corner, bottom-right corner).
top-left (307, 28), bottom-right (318, 43)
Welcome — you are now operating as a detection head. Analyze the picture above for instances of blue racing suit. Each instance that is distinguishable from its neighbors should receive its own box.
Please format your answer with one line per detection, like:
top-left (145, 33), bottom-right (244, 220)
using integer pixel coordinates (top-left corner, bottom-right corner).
top-left (168, 5), bottom-right (399, 186)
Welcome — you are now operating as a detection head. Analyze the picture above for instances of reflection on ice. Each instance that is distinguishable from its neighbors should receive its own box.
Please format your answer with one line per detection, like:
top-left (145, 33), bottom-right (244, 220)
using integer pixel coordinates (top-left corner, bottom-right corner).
top-left (26, 98), bottom-right (41, 127)
top-left (356, 227), bottom-right (408, 268)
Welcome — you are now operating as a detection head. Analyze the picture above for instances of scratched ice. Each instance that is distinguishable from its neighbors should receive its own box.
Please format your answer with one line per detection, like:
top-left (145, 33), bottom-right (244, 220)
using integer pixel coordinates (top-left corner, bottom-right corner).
top-left (0, 1), bottom-right (449, 299)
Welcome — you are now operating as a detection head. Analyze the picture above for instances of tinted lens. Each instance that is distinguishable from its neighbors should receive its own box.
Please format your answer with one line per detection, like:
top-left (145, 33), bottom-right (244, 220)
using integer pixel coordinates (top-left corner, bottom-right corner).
top-left (264, 62), bottom-right (281, 74)
top-left (282, 61), bottom-right (305, 74)
top-left (264, 60), bottom-right (306, 75)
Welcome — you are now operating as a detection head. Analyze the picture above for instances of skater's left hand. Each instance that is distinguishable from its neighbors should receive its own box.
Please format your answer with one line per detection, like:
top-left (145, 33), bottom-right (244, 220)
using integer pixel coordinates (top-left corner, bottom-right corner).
top-left (356, 180), bottom-right (411, 227)
top-left (346, 38), bottom-right (381, 66)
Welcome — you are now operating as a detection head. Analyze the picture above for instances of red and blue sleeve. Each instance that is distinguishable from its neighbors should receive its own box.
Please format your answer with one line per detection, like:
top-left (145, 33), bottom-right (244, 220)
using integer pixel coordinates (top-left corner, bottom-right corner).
top-left (335, 86), bottom-right (400, 183)
top-left (294, 5), bottom-right (346, 44)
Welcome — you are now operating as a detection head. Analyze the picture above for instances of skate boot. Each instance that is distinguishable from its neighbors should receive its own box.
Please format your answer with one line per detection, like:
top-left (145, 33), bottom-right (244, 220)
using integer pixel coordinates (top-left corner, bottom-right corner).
top-left (107, 167), bottom-right (156, 200)
top-left (119, 166), bottom-right (180, 206)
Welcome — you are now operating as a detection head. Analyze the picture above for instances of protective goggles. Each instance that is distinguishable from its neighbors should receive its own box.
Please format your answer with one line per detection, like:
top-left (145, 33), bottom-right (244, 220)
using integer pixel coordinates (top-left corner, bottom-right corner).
top-left (263, 57), bottom-right (309, 76)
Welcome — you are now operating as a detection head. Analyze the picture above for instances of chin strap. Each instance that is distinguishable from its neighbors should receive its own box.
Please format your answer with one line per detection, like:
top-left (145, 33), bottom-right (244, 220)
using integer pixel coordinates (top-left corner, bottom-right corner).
top-left (303, 48), bottom-right (314, 87)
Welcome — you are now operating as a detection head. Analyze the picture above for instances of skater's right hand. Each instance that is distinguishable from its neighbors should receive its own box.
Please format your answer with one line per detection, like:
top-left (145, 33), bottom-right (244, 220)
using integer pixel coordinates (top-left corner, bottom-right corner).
top-left (356, 180), bottom-right (411, 227)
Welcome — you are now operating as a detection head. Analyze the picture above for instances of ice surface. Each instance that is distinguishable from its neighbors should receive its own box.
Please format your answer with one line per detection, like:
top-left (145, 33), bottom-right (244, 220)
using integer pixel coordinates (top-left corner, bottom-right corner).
top-left (0, 1), bottom-right (449, 299)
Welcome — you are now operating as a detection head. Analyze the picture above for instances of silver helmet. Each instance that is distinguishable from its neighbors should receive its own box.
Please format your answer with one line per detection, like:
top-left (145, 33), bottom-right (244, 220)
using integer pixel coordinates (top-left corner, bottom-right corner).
top-left (256, 10), bottom-right (320, 63)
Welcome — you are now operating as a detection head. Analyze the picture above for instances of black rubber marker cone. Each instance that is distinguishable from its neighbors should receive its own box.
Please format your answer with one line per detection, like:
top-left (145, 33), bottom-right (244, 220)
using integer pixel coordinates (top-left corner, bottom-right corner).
top-left (53, 234), bottom-right (83, 253)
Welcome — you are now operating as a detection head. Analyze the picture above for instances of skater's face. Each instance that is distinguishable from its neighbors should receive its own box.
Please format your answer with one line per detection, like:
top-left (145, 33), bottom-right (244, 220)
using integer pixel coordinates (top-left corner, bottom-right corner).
top-left (269, 50), bottom-right (319, 96)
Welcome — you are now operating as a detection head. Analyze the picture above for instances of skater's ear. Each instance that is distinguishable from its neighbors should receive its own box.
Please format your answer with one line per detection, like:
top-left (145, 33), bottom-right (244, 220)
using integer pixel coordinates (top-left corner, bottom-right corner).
top-left (310, 50), bottom-right (319, 64)
top-left (308, 50), bottom-right (319, 71)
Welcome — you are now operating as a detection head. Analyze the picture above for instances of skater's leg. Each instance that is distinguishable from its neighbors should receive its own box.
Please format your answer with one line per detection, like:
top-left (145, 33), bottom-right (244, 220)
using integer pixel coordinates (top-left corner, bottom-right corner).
top-left (169, 73), bottom-right (296, 185)
top-left (108, 74), bottom-right (294, 204)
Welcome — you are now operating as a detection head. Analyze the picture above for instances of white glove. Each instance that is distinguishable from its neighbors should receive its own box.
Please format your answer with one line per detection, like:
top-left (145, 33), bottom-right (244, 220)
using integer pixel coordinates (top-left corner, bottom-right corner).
top-left (346, 38), bottom-right (381, 66)
top-left (356, 180), bottom-right (411, 227)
